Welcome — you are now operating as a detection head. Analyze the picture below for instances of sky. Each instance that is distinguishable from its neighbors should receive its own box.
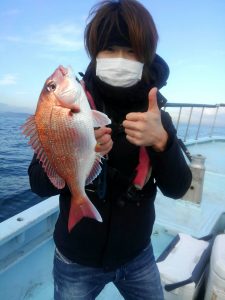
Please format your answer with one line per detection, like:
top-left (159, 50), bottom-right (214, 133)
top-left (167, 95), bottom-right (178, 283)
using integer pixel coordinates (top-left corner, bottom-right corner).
top-left (0, 0), bottom-right (225, 111)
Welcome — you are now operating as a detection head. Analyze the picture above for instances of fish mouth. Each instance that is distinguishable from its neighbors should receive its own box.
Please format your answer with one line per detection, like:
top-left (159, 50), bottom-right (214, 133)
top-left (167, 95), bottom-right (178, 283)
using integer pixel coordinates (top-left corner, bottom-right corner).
top-left (58, 65), bottom-right (74, 79)
top-left (52, 65), bottom-right (77, 107)
top-left (48, 65), bottom-right (68, 82)
top-left (52, 65), bottom-right (71, 80)
top-left (58, 65), bottom-right (68, 76)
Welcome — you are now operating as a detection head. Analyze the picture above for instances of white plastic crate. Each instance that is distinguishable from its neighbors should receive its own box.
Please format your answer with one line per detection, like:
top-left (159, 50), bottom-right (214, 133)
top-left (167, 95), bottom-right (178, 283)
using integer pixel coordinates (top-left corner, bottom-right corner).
top-left (204, 234), bottom-right (225, 300)
top-left (157, 233), bottom-right (213, 300)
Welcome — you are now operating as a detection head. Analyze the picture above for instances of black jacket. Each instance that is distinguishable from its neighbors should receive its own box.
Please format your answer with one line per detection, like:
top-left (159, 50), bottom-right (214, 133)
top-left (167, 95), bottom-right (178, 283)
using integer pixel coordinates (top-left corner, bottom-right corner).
top-left (28, 55), bottom-right (192, 270)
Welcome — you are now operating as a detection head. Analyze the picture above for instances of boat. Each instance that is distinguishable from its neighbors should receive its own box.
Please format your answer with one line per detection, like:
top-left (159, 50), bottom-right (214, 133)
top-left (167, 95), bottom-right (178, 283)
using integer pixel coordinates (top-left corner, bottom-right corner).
top-left (0, 103), bottom-right (224, 300)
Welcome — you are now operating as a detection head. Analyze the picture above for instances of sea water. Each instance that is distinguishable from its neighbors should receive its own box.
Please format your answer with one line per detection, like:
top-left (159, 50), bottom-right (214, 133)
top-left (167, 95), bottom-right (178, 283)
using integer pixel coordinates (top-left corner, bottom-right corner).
top-left (0, 112), bottom-right (44, 222)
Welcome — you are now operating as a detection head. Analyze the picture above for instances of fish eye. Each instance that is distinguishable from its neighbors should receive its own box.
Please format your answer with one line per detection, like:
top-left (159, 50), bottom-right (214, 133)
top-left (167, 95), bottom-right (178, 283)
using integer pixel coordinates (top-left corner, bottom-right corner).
top-left (46, 81), bottom-right (57, 92)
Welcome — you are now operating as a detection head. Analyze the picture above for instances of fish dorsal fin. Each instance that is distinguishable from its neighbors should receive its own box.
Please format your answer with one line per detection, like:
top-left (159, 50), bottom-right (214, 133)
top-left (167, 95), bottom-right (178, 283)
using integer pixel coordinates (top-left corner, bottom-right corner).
top-left (91, 110), bottom-right (111, 128)
top-left (22, 115), bottom-right (65, 189)
top-left (85, 154), bottom-right (102, 186)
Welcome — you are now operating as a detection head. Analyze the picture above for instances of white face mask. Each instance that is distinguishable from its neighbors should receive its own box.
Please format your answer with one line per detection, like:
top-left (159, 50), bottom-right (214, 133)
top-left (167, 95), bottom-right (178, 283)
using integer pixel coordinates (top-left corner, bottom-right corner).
top-left (96, 58), bottom-right (144, 87)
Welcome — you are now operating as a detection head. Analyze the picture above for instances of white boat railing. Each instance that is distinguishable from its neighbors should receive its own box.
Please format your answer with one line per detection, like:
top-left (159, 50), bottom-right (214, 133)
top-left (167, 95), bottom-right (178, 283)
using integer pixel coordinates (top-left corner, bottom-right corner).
top-left (164, 103), bottom-right (225, 142)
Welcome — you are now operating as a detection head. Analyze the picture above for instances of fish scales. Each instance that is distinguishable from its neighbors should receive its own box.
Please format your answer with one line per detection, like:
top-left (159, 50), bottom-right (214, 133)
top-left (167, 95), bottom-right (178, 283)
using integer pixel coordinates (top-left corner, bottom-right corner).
top-left (50, 107), bottom-right (84, 186)
top-left (22, 65), bottom-right (111, 231)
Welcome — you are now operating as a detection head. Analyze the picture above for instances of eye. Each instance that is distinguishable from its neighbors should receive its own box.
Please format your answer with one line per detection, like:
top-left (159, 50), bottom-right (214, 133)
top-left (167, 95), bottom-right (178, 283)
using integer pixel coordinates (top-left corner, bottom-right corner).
top-left (46, 81), bottom-right (57, 92)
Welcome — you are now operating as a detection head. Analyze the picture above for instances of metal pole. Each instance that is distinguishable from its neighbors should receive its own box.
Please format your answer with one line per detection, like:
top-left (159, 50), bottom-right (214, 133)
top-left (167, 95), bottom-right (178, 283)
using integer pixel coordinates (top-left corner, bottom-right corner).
top-left (184, 107), bottom-right (193, 142)
top-left (195, 107), bottom-right (205, 140)
top-left (176, 107), bottom-right (182, 131)
top-left (209, 105), bottom-right (219, 137)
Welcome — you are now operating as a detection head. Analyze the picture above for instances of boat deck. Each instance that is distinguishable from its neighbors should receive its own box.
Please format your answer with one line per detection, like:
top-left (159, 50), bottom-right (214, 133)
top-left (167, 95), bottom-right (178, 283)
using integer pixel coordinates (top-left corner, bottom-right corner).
top-left (155, 139), bottom-right (225, 238)
top-left (0, 139), bottom-right (224, 300)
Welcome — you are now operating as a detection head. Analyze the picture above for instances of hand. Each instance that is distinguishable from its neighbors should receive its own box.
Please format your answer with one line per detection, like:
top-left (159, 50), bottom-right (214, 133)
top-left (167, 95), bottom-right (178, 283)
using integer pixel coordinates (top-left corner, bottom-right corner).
top-left (94, 127), bottom-right (113, 156)
top-left (122, 87), bottom-right (168, 151)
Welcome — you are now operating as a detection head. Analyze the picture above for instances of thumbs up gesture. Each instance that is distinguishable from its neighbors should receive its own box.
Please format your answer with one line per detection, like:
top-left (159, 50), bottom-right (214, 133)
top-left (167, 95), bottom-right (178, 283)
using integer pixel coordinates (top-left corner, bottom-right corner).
top-left (122, 87), bottom-right (168, 151)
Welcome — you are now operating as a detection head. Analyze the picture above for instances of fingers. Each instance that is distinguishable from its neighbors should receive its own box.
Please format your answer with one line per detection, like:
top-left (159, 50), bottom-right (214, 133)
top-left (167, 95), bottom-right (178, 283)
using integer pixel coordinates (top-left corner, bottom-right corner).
top-left (125, 112), bottom-right (144, 122)
top-left (125, 87), bottom-right (159, 121)
top-left (123, 114), bottom-right (145, 146)
top-left (125, 135), bottom-right (140, 146)
top-left (95, 139), bottom-right (113, 155)
top-left (94, 127), bottom-right (111, 140)
top-left (124, 128), bottom-right (141, 139)
top-left (122, 87), bottom-right (161, 147)
top-left (95, 132), bottom-right (112, 147)
top-left (94, 127), bottom-right (113, 155)
top-left (123, 119), bottom-right (145, 131)
top-left (123, 127), bottom-right (144, 146)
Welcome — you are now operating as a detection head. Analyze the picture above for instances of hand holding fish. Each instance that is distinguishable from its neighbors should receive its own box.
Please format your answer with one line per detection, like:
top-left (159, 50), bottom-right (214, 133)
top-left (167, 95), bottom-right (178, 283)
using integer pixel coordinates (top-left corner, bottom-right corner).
top-left (95, 127), bottom-right (113, 156)
top-left (123, 87), bottom-right (168, 151)
top-left (22, 65), bottom-right (111, 232)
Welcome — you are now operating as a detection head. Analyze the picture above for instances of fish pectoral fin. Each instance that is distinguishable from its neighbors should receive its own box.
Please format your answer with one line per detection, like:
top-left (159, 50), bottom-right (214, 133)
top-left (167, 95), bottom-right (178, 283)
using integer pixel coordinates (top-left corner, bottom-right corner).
top-left (85, 154), bottom-right (102, 186)
top-left (68, 195), bottom-right (102, 232)
top-left (21, 115), bottom-right (65, 189)
top-left (91, 110), bottom-right (111, 127)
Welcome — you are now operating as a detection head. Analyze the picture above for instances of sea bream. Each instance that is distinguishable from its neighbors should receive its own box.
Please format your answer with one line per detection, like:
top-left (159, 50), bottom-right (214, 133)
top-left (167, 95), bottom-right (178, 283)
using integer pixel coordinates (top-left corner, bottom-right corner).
top-left (22, 65), bottom-right (111, 232)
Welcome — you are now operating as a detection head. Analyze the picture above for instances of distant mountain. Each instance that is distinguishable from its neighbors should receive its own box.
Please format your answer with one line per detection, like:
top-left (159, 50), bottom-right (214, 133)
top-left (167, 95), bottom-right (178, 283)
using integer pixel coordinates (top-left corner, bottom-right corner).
top-left (0, 103), bottom-right (33, 113)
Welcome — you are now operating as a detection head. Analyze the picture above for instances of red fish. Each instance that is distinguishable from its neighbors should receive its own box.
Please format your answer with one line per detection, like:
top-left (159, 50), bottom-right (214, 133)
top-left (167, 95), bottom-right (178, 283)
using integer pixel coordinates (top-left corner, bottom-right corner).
top-left (22, 66), bottom-right (111, 231)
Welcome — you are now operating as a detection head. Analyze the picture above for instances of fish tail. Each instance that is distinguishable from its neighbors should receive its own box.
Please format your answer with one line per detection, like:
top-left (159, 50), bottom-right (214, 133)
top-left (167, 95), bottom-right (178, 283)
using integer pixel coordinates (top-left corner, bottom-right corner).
top-left (68, 195), bottom-right (102, 232)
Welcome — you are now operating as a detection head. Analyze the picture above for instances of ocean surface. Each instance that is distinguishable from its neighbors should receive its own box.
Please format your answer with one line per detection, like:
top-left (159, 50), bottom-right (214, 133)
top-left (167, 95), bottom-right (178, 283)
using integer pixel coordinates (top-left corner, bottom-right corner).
top-left (0, 110), bottom-right (224, 222)
top-left (0, 112), bottom-right (45, 222)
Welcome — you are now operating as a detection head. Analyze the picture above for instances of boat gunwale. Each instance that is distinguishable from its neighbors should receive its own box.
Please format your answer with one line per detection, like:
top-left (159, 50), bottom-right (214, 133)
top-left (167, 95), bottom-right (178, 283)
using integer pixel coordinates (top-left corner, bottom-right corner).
top-left (0, 196), bottom-right (59, 246)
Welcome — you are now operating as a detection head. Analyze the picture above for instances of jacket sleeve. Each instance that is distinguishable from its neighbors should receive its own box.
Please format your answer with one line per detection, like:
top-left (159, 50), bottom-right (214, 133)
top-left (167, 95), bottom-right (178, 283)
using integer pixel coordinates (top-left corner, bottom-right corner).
top-left (28, 154), bottom-right (62, 197)
top-left (147, 110), bottom-right (192, 199)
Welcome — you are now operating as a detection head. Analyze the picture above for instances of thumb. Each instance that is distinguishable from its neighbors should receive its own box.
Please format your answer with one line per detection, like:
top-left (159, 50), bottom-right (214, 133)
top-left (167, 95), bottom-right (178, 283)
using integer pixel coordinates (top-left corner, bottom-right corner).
top-left (148, 87), bottom-right (159, 112)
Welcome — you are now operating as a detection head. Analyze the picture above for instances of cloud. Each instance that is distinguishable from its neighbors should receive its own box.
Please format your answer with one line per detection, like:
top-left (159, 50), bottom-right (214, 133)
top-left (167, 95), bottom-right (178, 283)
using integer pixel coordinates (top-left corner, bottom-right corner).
top-left (37, 23), bottom-right (84, 51)
top-left (0, 21), bottom-right (84, 53)
top-left (0, 74), bottom-right (17, 85)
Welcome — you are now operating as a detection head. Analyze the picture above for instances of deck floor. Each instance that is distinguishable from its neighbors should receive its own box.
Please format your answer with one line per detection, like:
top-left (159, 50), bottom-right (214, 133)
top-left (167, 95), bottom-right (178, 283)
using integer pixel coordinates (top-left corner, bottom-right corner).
top-left (155, 140), bottom-right (225, 237)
